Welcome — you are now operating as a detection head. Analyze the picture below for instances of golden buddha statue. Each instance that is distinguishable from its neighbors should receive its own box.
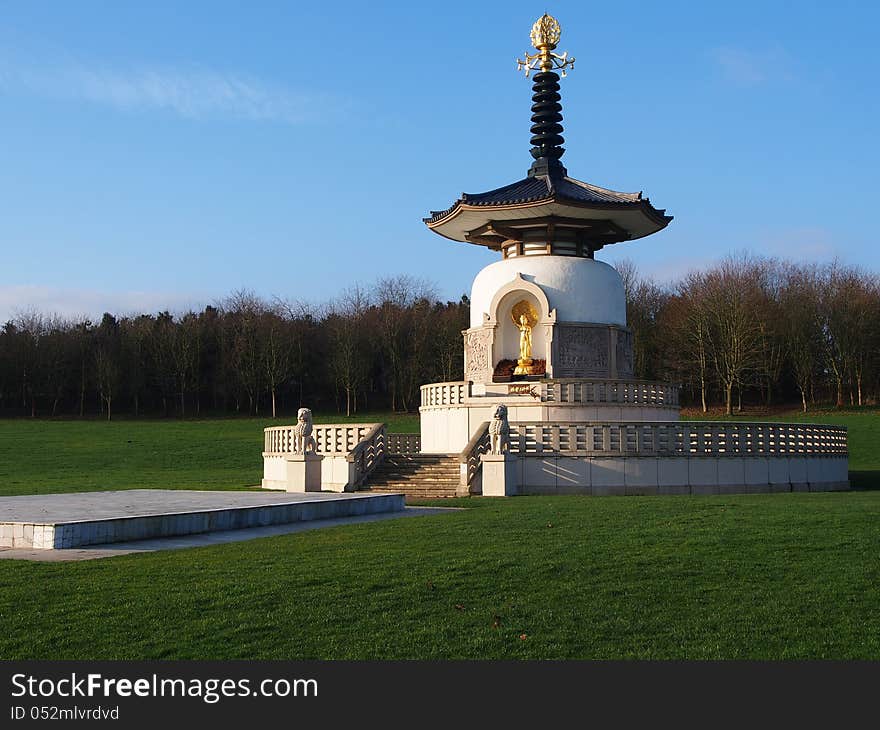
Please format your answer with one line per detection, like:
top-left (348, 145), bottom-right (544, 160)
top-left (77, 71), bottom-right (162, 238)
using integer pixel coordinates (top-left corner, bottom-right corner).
top-left (511, 300), bottom-right (539, 376)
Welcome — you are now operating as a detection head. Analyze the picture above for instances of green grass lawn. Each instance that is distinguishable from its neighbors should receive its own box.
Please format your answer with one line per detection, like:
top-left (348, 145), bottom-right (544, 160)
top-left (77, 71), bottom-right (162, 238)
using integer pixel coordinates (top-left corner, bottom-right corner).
top-left (0, 412), bottom-right (420, 496)
top-left (0, 407), bottom-right (878, 659)
top-left (1, 494), bottom-right (878, 659)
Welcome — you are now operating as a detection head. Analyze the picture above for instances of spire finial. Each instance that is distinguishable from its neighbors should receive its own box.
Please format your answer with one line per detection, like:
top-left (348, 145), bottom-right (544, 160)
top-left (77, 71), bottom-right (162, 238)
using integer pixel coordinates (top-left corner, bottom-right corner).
top-left (517, 14), bottom-right (572, 178)
top-left (516, 14), bottom-right (575, 78)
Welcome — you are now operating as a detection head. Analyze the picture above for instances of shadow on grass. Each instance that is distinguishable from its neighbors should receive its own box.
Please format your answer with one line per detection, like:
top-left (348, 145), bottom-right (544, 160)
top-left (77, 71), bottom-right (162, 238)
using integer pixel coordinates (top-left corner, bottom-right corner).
top-left (849, 471), bottom-right (880, 491)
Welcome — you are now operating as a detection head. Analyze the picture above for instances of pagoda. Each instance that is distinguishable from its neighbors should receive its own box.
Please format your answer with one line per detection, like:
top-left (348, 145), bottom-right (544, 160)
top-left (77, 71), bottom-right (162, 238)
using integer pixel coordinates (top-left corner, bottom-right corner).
top-left (264, 14), bottom-right (849, 498)
top-left (420, 13), bottom-right (677, 459)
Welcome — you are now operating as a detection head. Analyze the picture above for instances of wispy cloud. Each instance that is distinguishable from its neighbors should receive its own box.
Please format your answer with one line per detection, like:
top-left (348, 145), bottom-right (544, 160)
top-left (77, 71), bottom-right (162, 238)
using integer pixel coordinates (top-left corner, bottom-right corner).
top-left (0, 58), bottom-right (330, 123)
top-left (758, 226), bottom-right (841, 261)
top-left (604, 229), bottom-right (846, 288)
top-left (0, 285), bottom-right (211, 324)
top-left (604, 254), bottom-right (723, 285)
top-left (712, 46), bottom-right (794, 87)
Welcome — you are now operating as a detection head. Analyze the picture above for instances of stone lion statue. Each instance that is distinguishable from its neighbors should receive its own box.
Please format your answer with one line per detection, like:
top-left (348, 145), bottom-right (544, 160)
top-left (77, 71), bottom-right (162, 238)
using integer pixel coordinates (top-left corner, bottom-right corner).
top-left (293, 407), bottom-right (317, 454)
top-left (488, 404), bottom-right (510, 455)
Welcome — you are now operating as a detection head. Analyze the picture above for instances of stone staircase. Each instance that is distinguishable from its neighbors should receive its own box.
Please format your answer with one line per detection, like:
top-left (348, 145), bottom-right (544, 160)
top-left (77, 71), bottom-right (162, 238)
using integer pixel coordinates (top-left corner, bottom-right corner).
top-left (361, 454), bottom-right (461, 499)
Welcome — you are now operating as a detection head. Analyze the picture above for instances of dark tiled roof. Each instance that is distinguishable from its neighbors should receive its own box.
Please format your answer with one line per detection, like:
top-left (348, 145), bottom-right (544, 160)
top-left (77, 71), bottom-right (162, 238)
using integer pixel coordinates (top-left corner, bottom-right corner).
top-left (425, 174), bottom-right (663, 226)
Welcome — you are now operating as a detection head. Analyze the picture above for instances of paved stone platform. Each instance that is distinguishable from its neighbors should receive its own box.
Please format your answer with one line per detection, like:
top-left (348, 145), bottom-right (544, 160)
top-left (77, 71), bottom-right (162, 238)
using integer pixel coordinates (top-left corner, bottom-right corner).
top-left (0, 506), bottom-right (456, 561)
top-left (0, 490), bottom-right (405, 549)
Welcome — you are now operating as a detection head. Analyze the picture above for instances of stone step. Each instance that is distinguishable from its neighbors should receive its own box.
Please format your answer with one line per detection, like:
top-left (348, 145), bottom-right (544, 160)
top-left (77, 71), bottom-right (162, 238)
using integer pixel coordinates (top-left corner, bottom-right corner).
top-left (375, 463), bottom-right (457, 469)
top-left (361, 454), bottom-right (462, 498)
top-left (373, 469), bottom-right (460, 477)
top-left (378, 464), bottom-right (457, 472)
top-left (371, 472), bottom-right (458, 477)
top-left (368, 483), bottom-right (459, 490)
top-left (368, 484), bottom-right (458, 490)
top-left (381, 459), bottom-right (457, 466)
top-left (377, 459), bottom-right (457, 466)
top-left (375, 463), bottom-right (458, 469)
top-left (371, 474), bottom-right (458, 480)
top-left (381, 458), bottom-right (456, 464)
top-left (365, 487), bottom-right (459, 498)
top-left (371, 471), bottom-right (459, 478)
top-left (370, 475), bottom-right (459, 485)
top-left (374, 472), bottom-right (457, 479)
top-left (385, 454), bottom-right (456, 459)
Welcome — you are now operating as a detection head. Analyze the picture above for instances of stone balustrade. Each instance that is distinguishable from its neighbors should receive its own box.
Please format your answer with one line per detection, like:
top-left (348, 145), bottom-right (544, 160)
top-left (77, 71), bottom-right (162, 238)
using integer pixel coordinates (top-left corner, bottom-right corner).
top-left (347, 423), bottom-right (387, 488)
top-left (419, 379), bottom-right (678, 409)
top-left (541, 380), bottom-right (679, 406)
top-left (387, 433), bottom-right (421, 454)
top-left (459, 421), bottom-right (491, 494)
top-left (508, 421), bottom-right (848, 456)
top-left (263, 422), bottom-right (387, 492)
top-left (264, 423), bottom-right (381, 455)
top-left (420, 382), bottom-right (469, 408)
top-left (263, 425), bottom-right (292, 454)
top-left (465, 420), bottom-right (851, 496)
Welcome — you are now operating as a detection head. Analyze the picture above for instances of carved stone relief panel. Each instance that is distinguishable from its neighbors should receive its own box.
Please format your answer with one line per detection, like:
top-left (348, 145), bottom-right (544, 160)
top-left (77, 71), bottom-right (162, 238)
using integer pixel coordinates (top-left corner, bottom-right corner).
top-left (556, 325), bottom-right (611, 378)
top-left (464, 328), bottom-right (491, 383)
top-left (616, 328), bottom-right (635, 378)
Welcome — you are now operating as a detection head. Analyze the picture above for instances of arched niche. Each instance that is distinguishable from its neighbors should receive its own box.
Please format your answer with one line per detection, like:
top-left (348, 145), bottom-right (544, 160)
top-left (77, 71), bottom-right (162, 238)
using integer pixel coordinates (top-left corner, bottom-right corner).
top-left (485, 274), bottom-right (556, 373)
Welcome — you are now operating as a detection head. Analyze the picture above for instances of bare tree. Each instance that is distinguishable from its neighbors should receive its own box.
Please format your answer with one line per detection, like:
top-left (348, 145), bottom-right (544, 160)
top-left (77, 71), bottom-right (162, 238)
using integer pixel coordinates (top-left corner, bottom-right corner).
top-left (42, 315), bottom-right (73, 416)
top-left (400, 296), bottom-right (434, 411)
top-left (670, 273), bottom-right (712, 412)
top-left (753, 259), bottom-right (785, 406)
top-left (121, 315), bottom-right (151, 417)
top-left (817, 263), bottom-right (880, 407)
top-left (618, 261), bottom-right (670, 380)
top-left (845, 273), bottom-right (880, 407)
top-left (93, 314), bottom-right (120, 421)
top-left (701, 256), bottom-right (764, 415)
top-left (779, 263), bottom-right (822, 412)
top-left (149, 312), bottom-right (178, 416)
top-left (71, 318), bottom-right (93, 417)
top-left (273, 297), bottom-right (314, 410)
top-left (374, 275), bottom-right (437, 411)
top-left (14, 310), bottom-right (48, 417)
top-left (435, 296), bottom-right (470, 383)
top-left (223, 291), bottom-right (266, 415)
top-left (262, 308), bottom-right (294, 419)
top-left (327, 285), bottom-right (372, 416)
top-left (169, 312), bottom-right (201, 418)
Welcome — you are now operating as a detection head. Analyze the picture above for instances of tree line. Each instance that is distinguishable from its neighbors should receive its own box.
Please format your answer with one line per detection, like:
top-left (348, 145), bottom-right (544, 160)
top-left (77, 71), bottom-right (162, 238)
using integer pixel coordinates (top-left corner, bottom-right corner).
top-left (0, 256), bottom-right (877, 419)
top-left (620, 255), bottom-right (880, 414)
top-left (0, 276), bottom-right (468, 419)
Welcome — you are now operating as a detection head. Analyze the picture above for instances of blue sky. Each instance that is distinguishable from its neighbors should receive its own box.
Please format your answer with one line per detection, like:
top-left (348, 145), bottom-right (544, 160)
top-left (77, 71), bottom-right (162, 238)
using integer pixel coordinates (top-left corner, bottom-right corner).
top-left (1, 0), bottom-right (878, 321)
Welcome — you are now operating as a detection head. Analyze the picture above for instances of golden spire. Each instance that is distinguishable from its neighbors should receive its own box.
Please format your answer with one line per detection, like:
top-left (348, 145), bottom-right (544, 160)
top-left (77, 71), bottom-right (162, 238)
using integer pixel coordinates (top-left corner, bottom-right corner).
top-left (516, 13), bottom-right (575, 78)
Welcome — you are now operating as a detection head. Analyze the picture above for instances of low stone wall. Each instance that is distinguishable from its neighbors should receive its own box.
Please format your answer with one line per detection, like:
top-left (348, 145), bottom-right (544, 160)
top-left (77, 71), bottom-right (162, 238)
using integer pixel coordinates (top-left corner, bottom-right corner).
top-left (508, 454), bottom-right (849, 495)
top-left (477, 421), bottom-right (849, 496)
